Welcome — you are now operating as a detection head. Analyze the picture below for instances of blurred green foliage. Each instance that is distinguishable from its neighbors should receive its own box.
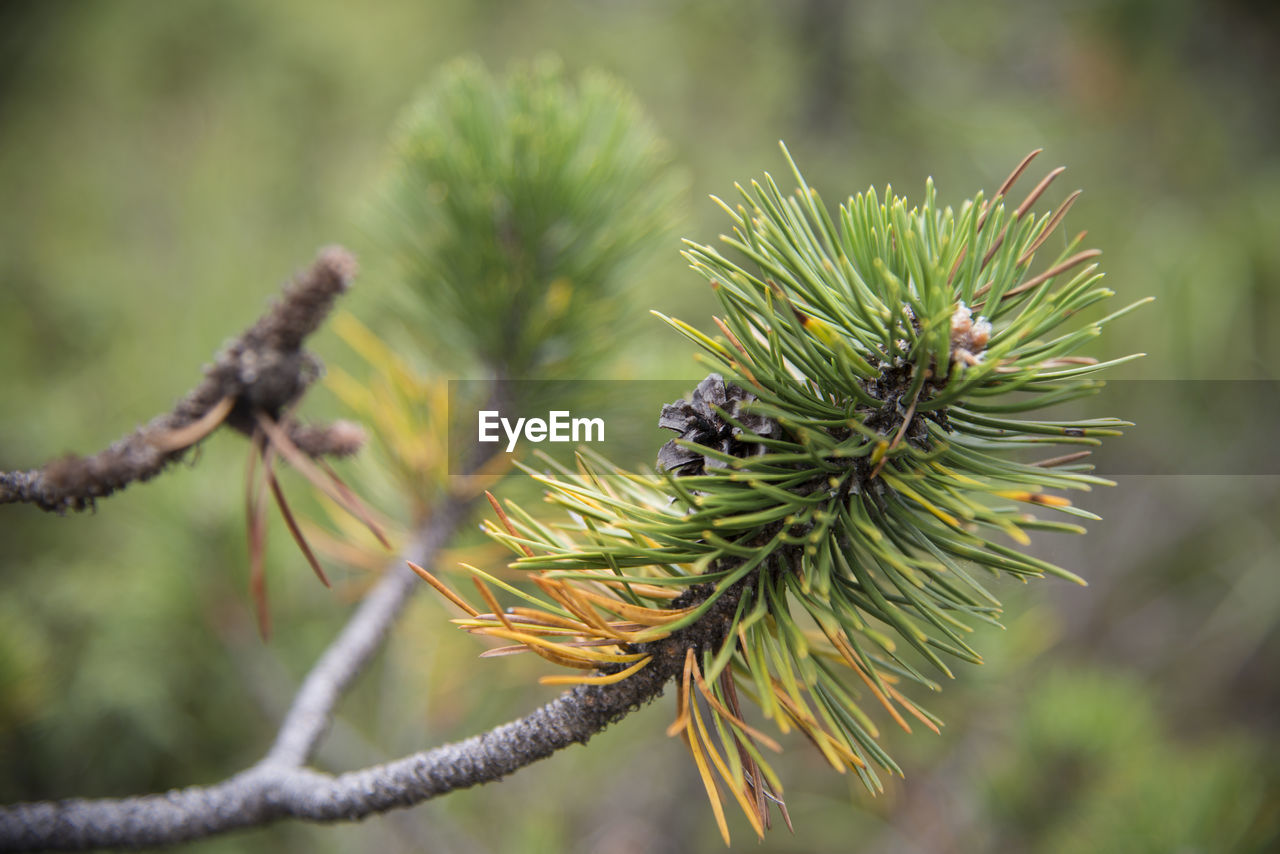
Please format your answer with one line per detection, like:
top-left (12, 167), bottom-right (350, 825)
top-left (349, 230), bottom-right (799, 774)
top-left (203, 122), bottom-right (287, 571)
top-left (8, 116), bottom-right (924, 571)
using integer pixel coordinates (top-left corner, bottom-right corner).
top-left (1, 1), bottom-right (1277, 852)
top-left (380, 56), bottom-right (684, 382)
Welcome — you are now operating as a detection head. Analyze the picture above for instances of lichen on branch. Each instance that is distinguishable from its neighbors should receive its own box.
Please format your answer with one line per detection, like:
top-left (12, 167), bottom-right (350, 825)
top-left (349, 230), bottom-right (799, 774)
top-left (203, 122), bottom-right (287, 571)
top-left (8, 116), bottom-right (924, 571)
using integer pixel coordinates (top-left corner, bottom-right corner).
top-left (0, 246), bottom-right (363, 513)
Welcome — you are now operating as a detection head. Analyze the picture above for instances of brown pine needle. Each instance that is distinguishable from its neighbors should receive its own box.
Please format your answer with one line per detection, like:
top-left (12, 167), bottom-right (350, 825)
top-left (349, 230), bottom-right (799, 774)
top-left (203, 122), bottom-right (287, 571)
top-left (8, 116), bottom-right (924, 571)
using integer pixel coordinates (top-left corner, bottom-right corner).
top-left (946, 245), bottom-right (968, 287)
top-left (1017, 189), bottom-right (1082, 265)
top-left (266, 465), bottom-right (331, 588)
top-left (1000, 249), bottom-right (1102, 302)
top-left (533, 578), bottom-right (629, 640)
top-left (712, 315), bottom-right (749, 356)
top-left (246, 438), bottom-right (274, 640)
top-left (979, 226), bottom-right (1009, 272)
top-left (1031, 450), bottom-right (1092, 468)
top-left (254, 411), bottom-right (389, 549)
top-left (979, 148), bottom-right (1043, 231)
top-left (471, 578), bottom-right (513, 631)
top-left (1040, 356), bottom-right (1099, 367)
top-left (690, 656), bottom-right (782, 752)
top-left (721, 677), bottom-right (773, 832)
top-left (977, 169), bottom-right (1065, 272)
top-left (870, 389), bottom-right (920, 480)
top-left (478, 644), bottom-right (535, 658)
top-left (407, 561), bottom-right (479, 617)
top-left (577, 576), bottom-right (683, 599)
top-left (486, 491), bottom-right (534, 557)
top-left (832, 635), bottom-right (898, 734)
top-left (776, 791), bottom-right (795, 833)
top-left (317, 458), bottom-right (393, 547)
top-left (151, 395), bottom-right (234, 453)
top-left (1015, 166), bottom-right (1066, 219)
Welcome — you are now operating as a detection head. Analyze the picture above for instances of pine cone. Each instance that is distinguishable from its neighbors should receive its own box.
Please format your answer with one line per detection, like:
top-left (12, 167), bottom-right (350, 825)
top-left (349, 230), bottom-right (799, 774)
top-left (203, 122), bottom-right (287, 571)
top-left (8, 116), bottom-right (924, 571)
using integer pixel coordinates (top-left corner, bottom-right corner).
top-left (657, 374), bottom-right (780, 475)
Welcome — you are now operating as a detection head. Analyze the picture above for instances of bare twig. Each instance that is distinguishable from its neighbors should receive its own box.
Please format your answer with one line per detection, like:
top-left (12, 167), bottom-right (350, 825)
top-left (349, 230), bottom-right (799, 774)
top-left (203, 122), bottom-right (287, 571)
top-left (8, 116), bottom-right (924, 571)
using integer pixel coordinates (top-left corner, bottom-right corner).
top-left (0, 247), bottom-right (362, 513)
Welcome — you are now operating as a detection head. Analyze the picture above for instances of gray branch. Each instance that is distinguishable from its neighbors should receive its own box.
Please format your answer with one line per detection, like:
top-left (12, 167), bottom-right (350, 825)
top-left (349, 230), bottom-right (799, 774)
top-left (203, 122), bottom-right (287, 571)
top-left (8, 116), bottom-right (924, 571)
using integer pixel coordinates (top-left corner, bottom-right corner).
top-left (0, 677), bottom-right (672, 851)
top-left (0, 504), bottom-right (743, 850)
top-left (265, 498), bottom-right (472, 767)
top-left (0, 577), bottom-right (683, 851)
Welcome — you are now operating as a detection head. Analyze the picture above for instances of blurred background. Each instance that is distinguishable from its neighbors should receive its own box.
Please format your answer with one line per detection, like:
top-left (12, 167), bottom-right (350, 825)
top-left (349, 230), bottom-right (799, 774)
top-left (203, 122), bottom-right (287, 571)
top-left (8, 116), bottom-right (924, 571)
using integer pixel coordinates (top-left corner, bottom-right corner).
top-left (1, 1), bottom-right (1277, 851)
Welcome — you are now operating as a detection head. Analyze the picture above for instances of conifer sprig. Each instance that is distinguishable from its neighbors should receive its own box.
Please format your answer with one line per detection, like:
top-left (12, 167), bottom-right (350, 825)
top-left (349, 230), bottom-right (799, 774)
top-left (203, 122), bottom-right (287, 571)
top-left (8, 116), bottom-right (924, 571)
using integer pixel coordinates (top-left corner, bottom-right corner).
top-left (419, 148), bottom-right (1146, 843)
top-left (382, 57), bottom-right (684, 383)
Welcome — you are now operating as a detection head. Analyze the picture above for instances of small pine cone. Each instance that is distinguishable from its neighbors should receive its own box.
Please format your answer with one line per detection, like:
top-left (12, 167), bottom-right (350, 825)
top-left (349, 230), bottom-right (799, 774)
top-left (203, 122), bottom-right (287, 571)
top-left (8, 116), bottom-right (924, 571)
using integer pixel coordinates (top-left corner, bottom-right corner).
top-left (657, 374), bottom-right (780, 476)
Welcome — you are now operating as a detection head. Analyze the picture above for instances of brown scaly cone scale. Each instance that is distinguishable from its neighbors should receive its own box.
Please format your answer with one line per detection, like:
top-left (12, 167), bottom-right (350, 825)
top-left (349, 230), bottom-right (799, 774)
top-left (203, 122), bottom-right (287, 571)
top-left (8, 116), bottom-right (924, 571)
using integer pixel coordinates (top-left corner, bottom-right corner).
top-left (657, 373), bottom-right (780, 476)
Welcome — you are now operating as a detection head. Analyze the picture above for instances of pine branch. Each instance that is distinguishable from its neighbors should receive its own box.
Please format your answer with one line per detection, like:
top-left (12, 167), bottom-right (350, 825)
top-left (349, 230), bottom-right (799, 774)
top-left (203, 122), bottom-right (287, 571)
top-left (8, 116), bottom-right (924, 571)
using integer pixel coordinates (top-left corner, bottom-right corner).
top-left (0, 247), bottom-right (362, 513)
top-left (0, 682), bottom-right (658, 851)
top-left (0, 549), bottom-right (740, 851)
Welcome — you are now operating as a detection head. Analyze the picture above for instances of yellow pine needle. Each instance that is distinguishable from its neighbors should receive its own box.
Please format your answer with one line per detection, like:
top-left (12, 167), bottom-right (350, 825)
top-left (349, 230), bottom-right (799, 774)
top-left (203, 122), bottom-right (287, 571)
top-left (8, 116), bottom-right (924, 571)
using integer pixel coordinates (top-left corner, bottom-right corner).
top-left (885, 683), bottom-right (942, 735)
top-left (826, 634), bottom-right (895, 736)
top-left (535, 579), bottom-right (632, 640)
top-left (479, 636), bottom-right (634, 657)
top-left (880, 473), bottom-right (962, 529)
top-left (313, 490), bottom-right (400, 550)
top-left (1004, 522), bottom-right (1033, 547)
top-left (651, 310), bottom-right (735, 359)
top-left (773, 699), bottom-right (847, 773)
top-left (772, 684), bottom-right (865, 772)
top-left (930, 461), bottom-right (985, 487)
top-left (507, 606), bottom-right (596, 633)
top-left (324, 367), bottom-right (374, 418)
top-left (297, 520), bottom-right (387, 572)
top-left (691, 687), bottom-right (766, 840)
top-left (570, 588), bottom-right (697, 625)
top-left (685, 701), bottom-right (733, 846)
top-left (539, 656), bottom-right (653, 686)
top-left (666, 648), bottom-right (696, 737)
top-left (563, 574), bottom-right (684, 600)
top-left (478, 627), bottom-right (646, 665)
top-left (407, 562), bottom-right (479, 617)
top-left (740, 626), bottom-right (783, 728)
top-left (993, 489), bottom-right (1073, 508)
top-left (333, 311), bottom-right (396, 370)
top-left (502, 609), bottom-right (648, 638)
